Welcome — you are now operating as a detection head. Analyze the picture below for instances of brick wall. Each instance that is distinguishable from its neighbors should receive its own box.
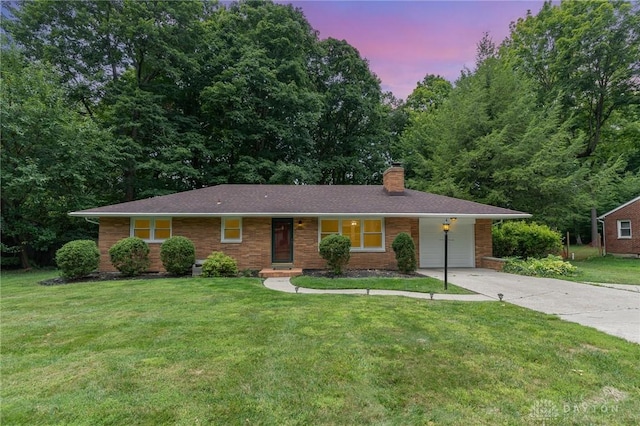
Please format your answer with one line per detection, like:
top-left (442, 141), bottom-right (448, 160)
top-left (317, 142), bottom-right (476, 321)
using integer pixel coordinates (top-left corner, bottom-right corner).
top-left (474, 219), bottom-right (493, 266)
top-left (383, 166), bottom-right (405, 195)
top-left (293, 217), bottom-right (418, 270)
top-left (292, 217), bottom-right (323, 269)
top-left (481, 257), bottom-right (505, 271)
top-left (97, 216), bottom-right (421, 272)
top-left (98, 217), bottom-right (130, 272)
top-left (603, 200), bottom-right (640, 256)
top-left (174, 217), bottom-right (271, 270)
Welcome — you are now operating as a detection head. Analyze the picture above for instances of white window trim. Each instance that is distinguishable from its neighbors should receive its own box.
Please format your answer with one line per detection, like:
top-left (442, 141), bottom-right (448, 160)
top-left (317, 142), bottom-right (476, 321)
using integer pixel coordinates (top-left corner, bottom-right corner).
top-left (221, 217), bottom-right (243, 243)
top-left (318, 217), bottom-right (385, 252)
top-left (130, 217), bottom-right (172, 243)
top-left (617, 219), bottom-right (632, 239)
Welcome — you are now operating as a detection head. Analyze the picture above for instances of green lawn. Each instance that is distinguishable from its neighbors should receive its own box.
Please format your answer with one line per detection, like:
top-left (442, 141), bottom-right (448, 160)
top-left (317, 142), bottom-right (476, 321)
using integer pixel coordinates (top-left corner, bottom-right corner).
top-left (567, 244), bottom-right (601, 261)
top-left (571, 255), bottom-right (640, 285)
top-left (2, 271), bottom-right (639, 425)
top-left (291, 275), bottom-right (473, 294)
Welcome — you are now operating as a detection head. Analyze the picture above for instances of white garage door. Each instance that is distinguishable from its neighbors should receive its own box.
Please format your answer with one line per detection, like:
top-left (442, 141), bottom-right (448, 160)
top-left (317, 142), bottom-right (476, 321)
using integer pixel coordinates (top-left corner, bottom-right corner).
top-left (419, 218), bottom-right (475, 268)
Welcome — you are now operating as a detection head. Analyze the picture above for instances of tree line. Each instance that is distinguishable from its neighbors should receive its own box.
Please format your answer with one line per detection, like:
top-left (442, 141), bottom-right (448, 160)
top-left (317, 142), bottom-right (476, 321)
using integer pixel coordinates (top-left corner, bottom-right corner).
top-left (2, 0), bottom-right (638, 268)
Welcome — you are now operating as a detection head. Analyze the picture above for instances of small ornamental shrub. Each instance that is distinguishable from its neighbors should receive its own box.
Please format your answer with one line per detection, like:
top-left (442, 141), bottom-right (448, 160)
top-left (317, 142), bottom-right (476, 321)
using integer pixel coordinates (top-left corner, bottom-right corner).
top-left (108, 237), bottom-right (150, 276)
top-left (493, 221), bottom-right (562, 259)
top-left (503, 255), bottom-right (578, 278)
top-left (201, 251), bottom-right (238, 277)
top-left (319, 234), bottom-right (351, 275)
top-left (160, 236), bottom-right (196, 275)
top-left (56, 240), bottom-right (100, 279)
top-left (392, 232), bottom-right (416, 274)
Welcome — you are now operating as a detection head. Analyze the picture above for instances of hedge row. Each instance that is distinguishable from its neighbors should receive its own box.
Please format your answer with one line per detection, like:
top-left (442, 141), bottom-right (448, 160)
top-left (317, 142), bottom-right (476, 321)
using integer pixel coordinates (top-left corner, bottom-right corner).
top-left (57, 231), bottom-right (419, 279)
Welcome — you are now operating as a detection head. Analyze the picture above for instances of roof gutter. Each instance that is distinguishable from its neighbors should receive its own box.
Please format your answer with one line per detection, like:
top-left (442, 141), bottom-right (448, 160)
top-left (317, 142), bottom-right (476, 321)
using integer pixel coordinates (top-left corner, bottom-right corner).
top-left (69, 212), bottom-right (531, 219)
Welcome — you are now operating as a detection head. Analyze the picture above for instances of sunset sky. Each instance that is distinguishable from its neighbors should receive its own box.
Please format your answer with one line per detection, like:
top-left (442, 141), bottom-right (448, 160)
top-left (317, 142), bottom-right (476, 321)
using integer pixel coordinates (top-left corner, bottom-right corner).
top-left (288, 0), bottom-right (547, 99)
top-left (1, 0), bottom-right (549, 100)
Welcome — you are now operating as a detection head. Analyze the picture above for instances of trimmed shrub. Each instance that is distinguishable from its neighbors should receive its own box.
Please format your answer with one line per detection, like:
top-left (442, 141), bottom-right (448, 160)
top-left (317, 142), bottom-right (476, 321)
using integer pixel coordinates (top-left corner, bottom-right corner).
top-left (392, 232), bottom-right (416, 274)
top-left (319, 234), bottom-right (351, 275)
top-left (160, 236), bottom-right (196, 275)
top-left (503, 255), bottom-right (577, 278)
top-left (201, 251), bottom-right (238, 277)
top-left (56, 240), bottom-right (100, 279)
top-left (108, 237), bottom-right (150, 276)
top-left (493, 221), bottom-right (562, 259)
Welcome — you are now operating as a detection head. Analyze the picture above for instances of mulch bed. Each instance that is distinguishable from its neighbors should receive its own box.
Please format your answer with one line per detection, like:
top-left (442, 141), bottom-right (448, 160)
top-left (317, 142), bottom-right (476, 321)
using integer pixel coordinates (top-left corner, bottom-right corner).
top-left (302, 269), bottom-right (416, 279)
top-left (40, 269), bottom-right (414, 286)
top-left (39, 272), bottom-right (173, 286)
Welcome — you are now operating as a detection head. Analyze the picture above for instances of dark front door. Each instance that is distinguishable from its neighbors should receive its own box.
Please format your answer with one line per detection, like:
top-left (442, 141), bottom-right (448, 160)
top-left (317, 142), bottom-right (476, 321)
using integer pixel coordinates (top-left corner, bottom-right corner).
top-left (272, 218), bottom-right (293, 264)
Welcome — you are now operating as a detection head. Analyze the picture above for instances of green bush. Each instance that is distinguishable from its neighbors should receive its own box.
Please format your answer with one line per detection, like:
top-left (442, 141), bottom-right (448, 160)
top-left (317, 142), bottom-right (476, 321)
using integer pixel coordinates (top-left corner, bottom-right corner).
top-left (503, 255), bottom-right (577, 278)
top-left (392, 232), bottom-right (416, 274)
top-left (0, 243), bottom-right (21, 269)
top-left (201, 251), bottom-right (238, 277)
top-left (56, 240), bottom-right (100, 279)
top-left (108, 237), bottom-right (150, 276)
top-left (493, 221), bottom-right (562, 259)
top-left (319, 234), bottom-right (351, 275)
top-left (160, 236), bottom-right (196, 275)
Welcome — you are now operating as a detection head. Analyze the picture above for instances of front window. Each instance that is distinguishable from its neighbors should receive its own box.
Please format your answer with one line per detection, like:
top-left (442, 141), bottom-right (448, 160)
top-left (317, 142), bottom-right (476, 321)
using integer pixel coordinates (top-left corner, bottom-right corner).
top-left (222, 217), bottom-right (242, 243)
top-left (319, 218), bottom-right (384, 251)
top-left (131, 218), bottom-right (171, 242)
top-left (617, 220), bottom-right (631, 239)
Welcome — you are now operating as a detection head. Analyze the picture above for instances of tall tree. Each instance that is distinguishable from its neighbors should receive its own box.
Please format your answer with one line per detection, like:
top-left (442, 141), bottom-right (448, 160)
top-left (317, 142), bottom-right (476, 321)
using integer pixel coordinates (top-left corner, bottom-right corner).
top-left (1, 47), bottom-right (117, 268)
top-left (6, 0), bottom-right (215, 200)
top-left (199, 0), bottom-right (322, 184)
top-left (404, 74), bottom-right (452, 113)
top-left (312, 38), bottom-right (388, 184)
top-left (506, 0), bottom-right (640, 158)
top-left (399, 52), bottom-right (597, 230)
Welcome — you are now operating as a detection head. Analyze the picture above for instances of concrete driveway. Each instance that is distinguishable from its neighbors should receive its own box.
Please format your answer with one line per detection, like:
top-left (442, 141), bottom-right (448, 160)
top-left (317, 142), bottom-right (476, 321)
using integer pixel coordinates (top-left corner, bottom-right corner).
top-left (418, 268), bottom-right (640, 344)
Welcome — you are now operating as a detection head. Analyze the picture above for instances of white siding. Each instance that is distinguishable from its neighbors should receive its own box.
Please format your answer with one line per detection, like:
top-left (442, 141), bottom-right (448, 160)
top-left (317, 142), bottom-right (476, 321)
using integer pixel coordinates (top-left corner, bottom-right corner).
top-left (419, 218), bottom-right (475, 268)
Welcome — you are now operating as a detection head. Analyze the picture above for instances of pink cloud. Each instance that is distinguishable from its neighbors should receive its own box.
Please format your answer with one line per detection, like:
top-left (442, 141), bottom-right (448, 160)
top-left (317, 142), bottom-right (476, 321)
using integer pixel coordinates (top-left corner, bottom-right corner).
top-left (290, 0), bottom-right (546, 99)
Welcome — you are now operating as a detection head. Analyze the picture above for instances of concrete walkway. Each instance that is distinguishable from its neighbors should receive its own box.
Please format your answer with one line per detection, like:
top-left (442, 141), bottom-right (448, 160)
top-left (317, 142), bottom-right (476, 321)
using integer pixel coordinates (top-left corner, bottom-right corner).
top-left (263, 277), bottom-right (493, 301)
top-left (418, 268), bottom-right (640, 344)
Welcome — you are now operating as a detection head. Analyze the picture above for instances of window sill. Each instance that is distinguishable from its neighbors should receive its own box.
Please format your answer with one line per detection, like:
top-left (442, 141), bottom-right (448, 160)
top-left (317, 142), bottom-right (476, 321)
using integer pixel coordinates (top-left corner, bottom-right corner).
top-left (222, 240), bottom-right (242, 244)
top-left (350, 248), bottom-right (386, 253)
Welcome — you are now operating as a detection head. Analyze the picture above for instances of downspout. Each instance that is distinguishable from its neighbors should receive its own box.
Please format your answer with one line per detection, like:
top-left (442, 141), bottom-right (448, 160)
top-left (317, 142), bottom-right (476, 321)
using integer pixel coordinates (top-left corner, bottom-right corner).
top-left (598, 219), bottom-right (606, 256)
top-left (84, 217), bottom-right (100, 225)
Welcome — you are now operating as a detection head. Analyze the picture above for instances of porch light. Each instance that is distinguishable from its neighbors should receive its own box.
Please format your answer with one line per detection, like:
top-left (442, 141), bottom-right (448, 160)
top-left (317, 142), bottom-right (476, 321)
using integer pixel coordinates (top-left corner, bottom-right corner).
top-left (442, 220), bottom-right (450, 290)
top-left (351, 220), bottom-right (358, 226)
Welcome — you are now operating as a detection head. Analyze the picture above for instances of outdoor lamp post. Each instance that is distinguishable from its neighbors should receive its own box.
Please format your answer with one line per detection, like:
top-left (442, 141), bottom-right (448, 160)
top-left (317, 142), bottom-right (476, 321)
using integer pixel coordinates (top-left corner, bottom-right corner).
top-left (442, 220), bottom-right (450, 290)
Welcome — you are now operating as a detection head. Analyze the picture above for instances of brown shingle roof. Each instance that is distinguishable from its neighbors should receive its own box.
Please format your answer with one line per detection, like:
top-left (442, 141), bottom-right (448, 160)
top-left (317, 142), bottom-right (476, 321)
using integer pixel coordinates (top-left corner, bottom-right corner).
top-left (70, 185), bottom-right (529, 218)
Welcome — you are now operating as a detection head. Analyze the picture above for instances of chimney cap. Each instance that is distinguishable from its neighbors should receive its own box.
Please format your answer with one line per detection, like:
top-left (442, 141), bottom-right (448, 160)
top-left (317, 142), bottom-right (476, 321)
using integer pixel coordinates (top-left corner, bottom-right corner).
top-left (391, 161), bottom-right (403, 168)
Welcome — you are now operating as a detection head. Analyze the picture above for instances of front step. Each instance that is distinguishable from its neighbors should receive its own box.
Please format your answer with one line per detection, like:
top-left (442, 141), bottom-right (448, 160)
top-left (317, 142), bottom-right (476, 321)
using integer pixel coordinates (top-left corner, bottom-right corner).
top-left (259, 268), bottom-right (303, 278)
top-left (271, 263), bottom-right (295, 270)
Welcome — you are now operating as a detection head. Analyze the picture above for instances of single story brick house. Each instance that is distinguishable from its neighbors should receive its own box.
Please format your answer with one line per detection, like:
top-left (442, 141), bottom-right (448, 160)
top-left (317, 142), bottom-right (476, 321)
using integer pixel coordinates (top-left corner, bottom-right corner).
top-left (598, 196), bottom-right (640, 257)
top-left (70, 165), bottom-right (529, 274)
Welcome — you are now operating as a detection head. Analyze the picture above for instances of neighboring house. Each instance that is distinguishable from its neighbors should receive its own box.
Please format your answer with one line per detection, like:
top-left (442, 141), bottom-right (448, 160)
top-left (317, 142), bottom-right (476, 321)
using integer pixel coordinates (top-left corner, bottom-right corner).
top-left (70, 165), bottom-right (530, 274)
top-left (598, 196), bottom-right (640, 257)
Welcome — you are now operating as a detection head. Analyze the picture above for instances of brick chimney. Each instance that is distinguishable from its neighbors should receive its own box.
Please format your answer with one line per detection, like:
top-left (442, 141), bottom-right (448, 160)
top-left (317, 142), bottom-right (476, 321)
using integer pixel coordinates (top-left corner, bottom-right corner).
top-left (383, 162), bottom-right (405, 195)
